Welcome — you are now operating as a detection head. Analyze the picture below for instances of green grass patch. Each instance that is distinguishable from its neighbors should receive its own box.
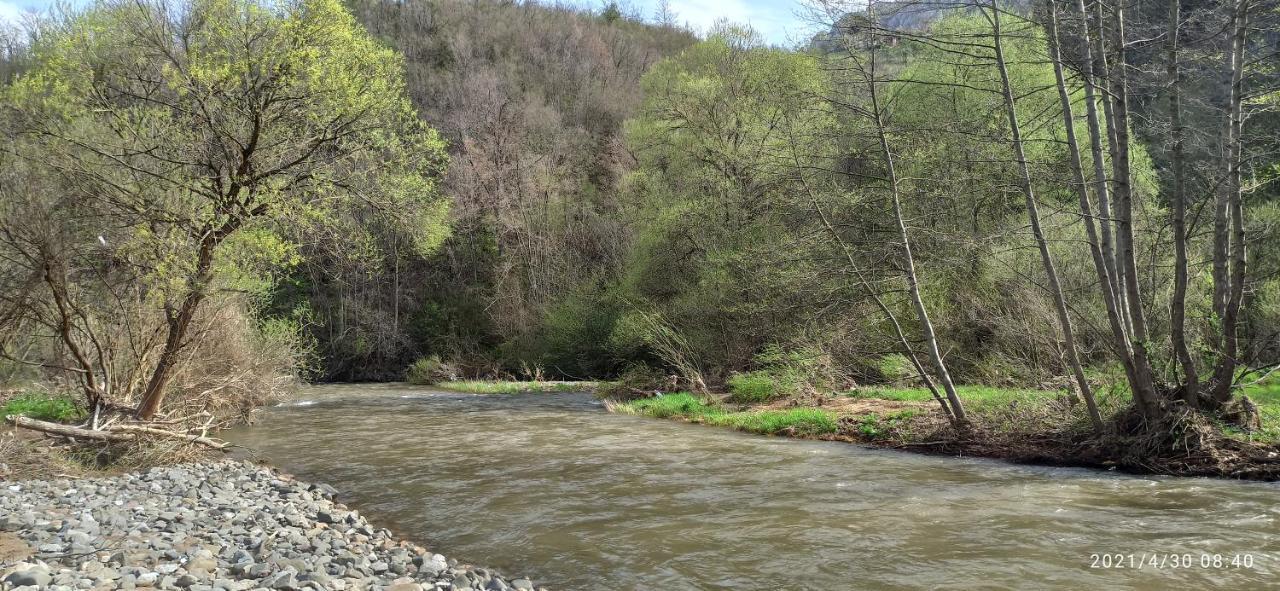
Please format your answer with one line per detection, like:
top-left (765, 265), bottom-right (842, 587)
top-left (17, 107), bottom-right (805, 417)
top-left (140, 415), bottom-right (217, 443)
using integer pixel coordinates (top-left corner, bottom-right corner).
top-left (845, 384), bottom-right (1058, 406)
top-left (1239, 372), bottom-right (1280, 443)
top-left (705, 408), bottom-right (838, 435)
top-left (1, 391), bottom-right (86, 423)
top-left (615, 393), bottom-right (837, 436)
top-left (853, 409), bottom-right (920, 440)
top-left (726, 371), bottom-right (786, 403)
top-left (434, 380), bottom-right (597, 394)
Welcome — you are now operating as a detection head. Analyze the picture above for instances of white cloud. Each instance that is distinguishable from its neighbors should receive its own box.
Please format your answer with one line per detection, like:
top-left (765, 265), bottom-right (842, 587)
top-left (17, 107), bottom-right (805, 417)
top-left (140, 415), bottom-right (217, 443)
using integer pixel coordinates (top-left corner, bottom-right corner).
top-left (0, 1), bottom-right (24, 26)
top-left (666, 0), bottom-right (812, 46)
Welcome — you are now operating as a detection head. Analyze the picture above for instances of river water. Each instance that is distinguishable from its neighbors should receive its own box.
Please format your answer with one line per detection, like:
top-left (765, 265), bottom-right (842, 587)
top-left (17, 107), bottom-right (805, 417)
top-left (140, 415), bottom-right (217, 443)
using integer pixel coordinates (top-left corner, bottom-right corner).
top-left (224, 384), bottom-right (1279, 590)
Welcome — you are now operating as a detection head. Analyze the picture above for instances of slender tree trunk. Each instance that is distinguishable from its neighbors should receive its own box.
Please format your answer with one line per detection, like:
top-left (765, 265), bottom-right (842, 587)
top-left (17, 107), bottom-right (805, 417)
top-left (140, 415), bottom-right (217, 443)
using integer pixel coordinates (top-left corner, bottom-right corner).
top-left (135, 239), bottom-right (217, 420)
top-left (1102, 0), bottom-right (1162, 417)
top-left (1047, 0), bottom-right (1139, 429)
top-left (1211, 0), bottom-right (1250, 403)
top-left (1074, 0), bottom-right (1126, 346)
top-left (990, 2), bottom-right (1102, 431)
top-left (861, 9), bottom-right (967, 426)
top-left (1166, 0), bottom-right (1199, 405)
top-left (791, 140), bottom-right (958, 424)
top-left (1091, 0), bottom-right (1131, 334)
top-left (883, 148), bottom-right (967, 427)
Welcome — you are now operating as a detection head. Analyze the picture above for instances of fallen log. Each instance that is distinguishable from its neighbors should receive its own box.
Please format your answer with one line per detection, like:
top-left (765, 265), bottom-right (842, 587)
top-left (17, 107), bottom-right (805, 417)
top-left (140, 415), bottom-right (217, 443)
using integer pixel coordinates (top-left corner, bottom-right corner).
top-left (8, 416), bottom-right (228, 450)
top-left (7, 415), bottom-right (136, 442)
top-left (107, 424), bottom-right (228, 450)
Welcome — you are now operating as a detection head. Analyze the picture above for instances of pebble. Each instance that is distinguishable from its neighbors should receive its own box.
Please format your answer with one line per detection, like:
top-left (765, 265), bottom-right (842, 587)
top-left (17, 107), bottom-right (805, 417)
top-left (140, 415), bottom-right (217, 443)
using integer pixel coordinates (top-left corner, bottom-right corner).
top-left (0, 460), bottom-right (545, 591)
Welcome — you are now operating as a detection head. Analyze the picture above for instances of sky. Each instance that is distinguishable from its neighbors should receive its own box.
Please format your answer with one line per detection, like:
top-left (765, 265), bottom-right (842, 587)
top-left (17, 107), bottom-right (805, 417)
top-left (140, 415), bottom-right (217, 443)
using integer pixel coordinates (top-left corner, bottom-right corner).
top-left (606, 0), bottom-right (817, 46)
top-left (0, 0), bottom-right (818, 46)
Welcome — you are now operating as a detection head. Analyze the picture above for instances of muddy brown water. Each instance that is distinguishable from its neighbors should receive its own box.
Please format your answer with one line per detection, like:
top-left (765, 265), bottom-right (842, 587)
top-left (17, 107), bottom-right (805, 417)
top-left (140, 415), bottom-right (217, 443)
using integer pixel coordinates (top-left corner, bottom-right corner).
top-left (223, 384), bottom-right (1280, 590)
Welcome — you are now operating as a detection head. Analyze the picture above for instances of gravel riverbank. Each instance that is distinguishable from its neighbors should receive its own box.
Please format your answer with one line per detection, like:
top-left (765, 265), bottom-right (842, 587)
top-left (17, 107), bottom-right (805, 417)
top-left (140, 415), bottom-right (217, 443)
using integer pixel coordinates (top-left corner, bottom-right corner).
top-left (0, 461), bottom-right (547, 591)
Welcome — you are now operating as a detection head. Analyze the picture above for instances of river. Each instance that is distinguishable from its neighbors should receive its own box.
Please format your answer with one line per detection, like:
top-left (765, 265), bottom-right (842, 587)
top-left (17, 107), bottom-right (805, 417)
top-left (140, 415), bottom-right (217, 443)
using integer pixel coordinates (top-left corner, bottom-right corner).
top-left (224, 384), bottom-right (1279, 590)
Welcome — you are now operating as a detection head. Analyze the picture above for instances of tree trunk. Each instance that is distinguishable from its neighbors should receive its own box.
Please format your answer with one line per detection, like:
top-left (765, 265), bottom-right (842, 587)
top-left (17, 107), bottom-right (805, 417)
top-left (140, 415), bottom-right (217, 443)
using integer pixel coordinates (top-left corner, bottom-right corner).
top-left (1166, 0), bottom-right (1199, 405)
top-left (1047, 0), bottom-right (1135, 429)
top-left (135, 237), bottom-right (218, 420)
top-left (1210, 0), bottom-right (1250, 403)
top-left (1102, 0), bottom-right (1162, 417)
top-left (1091, 0), bottom-right (1131, 334)
top-left (794, 145), bottom-right (958, 424)
top-left (863, 5), bottom-right (967, 426)
top-left (1075, 0), bottom-right (1126, 347)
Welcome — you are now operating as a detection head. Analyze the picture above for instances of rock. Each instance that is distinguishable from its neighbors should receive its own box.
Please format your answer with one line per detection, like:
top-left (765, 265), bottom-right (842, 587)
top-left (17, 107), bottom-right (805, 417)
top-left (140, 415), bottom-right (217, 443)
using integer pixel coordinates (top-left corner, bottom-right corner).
top-left (510, 579), bottom-right (534, 590)
top-left (0, 461), bottom-right (542, 591)
top-left (3, 569), bottom-right (53, 587)
top-left (263, 570), bottom-right (299, 590)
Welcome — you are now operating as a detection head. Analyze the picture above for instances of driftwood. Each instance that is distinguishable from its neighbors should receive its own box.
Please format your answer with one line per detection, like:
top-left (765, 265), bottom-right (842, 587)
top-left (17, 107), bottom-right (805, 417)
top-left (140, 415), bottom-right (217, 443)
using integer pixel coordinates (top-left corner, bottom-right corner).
top-left (7, 415), bottom-right (228, 450)
top-left (8, 415), bottom-right (136, 442)
top-left (108, 424), bottom-right (228, 450)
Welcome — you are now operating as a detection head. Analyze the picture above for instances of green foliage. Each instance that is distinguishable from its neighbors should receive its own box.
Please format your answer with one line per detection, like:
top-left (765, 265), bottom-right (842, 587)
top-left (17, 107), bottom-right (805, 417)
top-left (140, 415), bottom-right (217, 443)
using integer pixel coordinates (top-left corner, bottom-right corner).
top-left (854, 410), bottom-right (919, 440)
top-left (0, 0), bottom-right (450, 409)
top-left (1, 391), bottom-right (86, 423)
top-left (847, 384), bottom-right (1056, 407)
top-left (406, 355), bottom-right (456, 385)
top-left (876, 354), bottom-right (916, 384)
top-left (727, 372), bottom-right (785, 403)
top-left (535, 283), bottom-right (625, 378)
top-left (727, 345), bottom-right (838, 402)
top-left (616, 392), bottom-right (838, 435)
top-left (705, 408), bottom-right (838, 436)
top-left (617, 31), bottom-right (838, 375)
top-left (437, 381), bottom-right (595, 394)
top-left (600, 2), bottom-right (622, 24)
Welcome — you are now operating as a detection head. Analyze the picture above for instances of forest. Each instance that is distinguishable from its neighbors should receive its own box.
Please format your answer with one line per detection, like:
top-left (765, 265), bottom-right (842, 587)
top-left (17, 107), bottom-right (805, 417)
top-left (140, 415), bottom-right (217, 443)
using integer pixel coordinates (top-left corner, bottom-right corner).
top-left (1, 0), bottom-right (1279, 474)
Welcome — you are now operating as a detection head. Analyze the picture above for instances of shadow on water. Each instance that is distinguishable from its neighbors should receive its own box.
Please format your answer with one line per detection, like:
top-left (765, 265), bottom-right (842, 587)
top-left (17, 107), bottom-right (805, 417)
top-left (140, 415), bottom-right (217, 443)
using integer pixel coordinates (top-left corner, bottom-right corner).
top-left (225, 384), bottom-right (1280, 591)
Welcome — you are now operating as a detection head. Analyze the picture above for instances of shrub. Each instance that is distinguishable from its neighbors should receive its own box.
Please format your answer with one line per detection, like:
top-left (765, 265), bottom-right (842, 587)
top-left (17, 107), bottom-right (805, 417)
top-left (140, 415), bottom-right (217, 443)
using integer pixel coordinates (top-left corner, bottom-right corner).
top-left (406, 355), bottom-right (459, 385)
top-left (727, 344), bottom-right (840, 403)
top-left (596, 363), bottom-right (669, 401)
top-left (876, 353), bottom-right (917, 384)
top-left (1, 391), bottom-right (86, 423)
top-left (727, 370), bottom-right (793, 403)
top-left (853, 410), bottom-right (919, 440)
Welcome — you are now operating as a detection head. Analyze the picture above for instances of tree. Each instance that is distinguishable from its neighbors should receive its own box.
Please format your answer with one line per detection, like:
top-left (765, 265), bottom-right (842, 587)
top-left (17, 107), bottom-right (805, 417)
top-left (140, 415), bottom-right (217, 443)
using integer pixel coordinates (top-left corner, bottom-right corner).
top-left (3, 0), bottom-right (449, 419)
top-left (620, 28), bottom-right (839, 380)
top-left (984, 0), bottom-right (1102, 430)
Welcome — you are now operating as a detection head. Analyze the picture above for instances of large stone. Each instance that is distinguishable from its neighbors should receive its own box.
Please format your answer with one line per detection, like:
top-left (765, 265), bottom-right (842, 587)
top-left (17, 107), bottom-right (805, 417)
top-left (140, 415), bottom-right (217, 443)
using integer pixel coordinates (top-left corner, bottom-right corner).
top-left (3, 569), bottom-right (53, 587)
top-left (263, 570), bottom-right (299, 590)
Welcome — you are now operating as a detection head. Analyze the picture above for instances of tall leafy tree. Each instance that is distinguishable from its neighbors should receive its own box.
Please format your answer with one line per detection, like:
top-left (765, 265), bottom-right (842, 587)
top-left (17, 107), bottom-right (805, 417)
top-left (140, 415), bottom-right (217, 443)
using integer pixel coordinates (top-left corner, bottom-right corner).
top-left (2, 0), bottom-right (449, 419)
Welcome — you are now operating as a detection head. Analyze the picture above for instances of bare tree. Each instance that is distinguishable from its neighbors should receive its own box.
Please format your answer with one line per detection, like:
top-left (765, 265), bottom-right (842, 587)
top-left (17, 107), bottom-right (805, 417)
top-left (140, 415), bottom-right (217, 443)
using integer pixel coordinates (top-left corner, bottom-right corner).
top-left (984, 0), bottom-right (1102, 430)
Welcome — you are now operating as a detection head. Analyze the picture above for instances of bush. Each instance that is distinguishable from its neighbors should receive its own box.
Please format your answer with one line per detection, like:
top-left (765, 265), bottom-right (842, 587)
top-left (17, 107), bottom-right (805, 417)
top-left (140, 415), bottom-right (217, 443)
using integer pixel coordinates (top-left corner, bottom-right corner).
top-left (597, 363), bottom-right (670, 401)
top-left (877, 353), bottom-right (917, 384)
top-left (727, 371), bottom-right (792, 403)
top-left (727, 345), bottom-right (841, 403)
top-left (406, 355), bottom-right (459, 385)
top-left (1, 391), bottom-right (86, 423)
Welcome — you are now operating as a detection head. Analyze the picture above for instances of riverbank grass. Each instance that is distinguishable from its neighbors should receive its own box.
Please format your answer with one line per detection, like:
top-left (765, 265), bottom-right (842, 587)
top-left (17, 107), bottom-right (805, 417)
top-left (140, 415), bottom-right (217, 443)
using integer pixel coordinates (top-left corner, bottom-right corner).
top-left (1, 391), bottom-right (86, 423)
top-left (434, 380), bottom-right (599, 394)
top-left (614, 393), bottom-right (838, 436)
